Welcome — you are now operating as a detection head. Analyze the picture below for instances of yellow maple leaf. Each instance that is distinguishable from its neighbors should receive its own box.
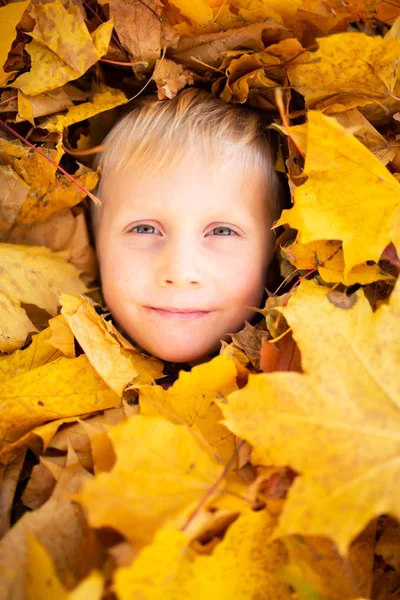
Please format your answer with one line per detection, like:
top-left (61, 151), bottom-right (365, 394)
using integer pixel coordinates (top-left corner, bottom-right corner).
top-left (60, 293), bottom-right (163, 395)
top-left (0, 353), bottom-right (119, 458)
top-left (138, 353), bottom-right (238, 466)
top-left (0, 244), bottom-right (87, 352)
top-left (0, 0), bottom-right (30, 86)
top-left (284, 32), bottom-right (400, 123)
top-left (218, 278), bottom-right (400, 554)
top-left (10, 0), bottom-right (113, 96)
top-left (77, 416), bottom-right (247, 546)
top-left (25, 536), bottom-right (103, 600)
top-left (115, 508), bottom-right (292, 600)
top-left (275, 111), bottom-right (400, 277)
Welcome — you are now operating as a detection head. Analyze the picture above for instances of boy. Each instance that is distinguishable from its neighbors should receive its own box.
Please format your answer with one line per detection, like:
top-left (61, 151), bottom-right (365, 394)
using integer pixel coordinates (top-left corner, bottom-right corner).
top-left (91, 88), bottom-right (282, 364)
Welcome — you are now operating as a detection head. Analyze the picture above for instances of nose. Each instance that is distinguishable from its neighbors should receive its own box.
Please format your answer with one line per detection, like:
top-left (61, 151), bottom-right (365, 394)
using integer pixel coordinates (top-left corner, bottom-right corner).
top-left (157, 239), bottom-right (203, 288)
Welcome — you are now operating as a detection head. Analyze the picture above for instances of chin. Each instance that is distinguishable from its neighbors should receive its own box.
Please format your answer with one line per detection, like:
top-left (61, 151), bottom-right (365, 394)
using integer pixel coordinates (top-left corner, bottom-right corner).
top-left (150, 342), bottom-right (219, 364)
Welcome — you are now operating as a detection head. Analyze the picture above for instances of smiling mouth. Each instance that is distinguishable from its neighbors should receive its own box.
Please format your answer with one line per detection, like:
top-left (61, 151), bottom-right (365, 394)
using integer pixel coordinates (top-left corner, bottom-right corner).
top-left (144, 307), bottom-right (211, 319)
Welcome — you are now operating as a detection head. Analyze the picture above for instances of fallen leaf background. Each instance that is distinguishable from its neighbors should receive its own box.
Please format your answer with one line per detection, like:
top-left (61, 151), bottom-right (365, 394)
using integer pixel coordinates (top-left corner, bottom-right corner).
top-left (0, 0), bottom-right (400, 598)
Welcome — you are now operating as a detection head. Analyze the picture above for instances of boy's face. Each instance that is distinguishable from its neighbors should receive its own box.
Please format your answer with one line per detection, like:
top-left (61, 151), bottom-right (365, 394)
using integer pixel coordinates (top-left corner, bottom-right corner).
top-left (96, 150), bottom-right (274, 363)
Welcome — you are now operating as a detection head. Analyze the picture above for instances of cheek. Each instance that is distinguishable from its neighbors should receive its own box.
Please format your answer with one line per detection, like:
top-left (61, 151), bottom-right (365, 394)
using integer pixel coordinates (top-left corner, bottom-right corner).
top-left (99, 245), bottom-right (146, 304)
top-left (222, 244), bottom-right (269, 305)
top-left (233, 264), bottom-right (265, 305)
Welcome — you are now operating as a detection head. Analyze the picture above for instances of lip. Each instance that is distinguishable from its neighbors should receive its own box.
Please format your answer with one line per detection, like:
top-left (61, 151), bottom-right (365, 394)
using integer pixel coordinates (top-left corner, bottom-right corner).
top-left (144, 306), bottom-right (212, 319)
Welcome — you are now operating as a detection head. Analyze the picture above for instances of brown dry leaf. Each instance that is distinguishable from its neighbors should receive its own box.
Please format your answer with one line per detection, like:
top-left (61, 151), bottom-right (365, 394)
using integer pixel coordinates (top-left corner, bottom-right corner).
top-left (138, 353), bottom-right (238, 466)
top-left (114, 507), bottom-right (292, 600)
top-left (0, 449), bottom-right (99, 599)
top-left (217, 53), bottom-right (279, 109)
top-left (219, 340), bottom-right (251, 370)
top-left (98, 0), bottom-right (174, 69)
top-left (0, 353), bottom-right (119, 459)
top-left (275, 111), bottom-right (400, 277)
top-left (153, 57), bottom-right (194, 99)
top-left (282, 522), bottom-right (376, 599)
top-left (10, 0), bottom-right (114, 95)
top-left (0, 243), bottom-right (87, 352)
top-left (0, 451), bottom-right (26, 538)
top-left (59, 293), bottom-right (163, 394)
top-left (229, 320), bottom-right (269, 370)
top-left (21, 459), bottom-right (57, 510)
top-left (219, 278), bottom-right (400, 554)
top-left (76, 415), bottom-right (248, 547)
top-left (376, 522), bottom-right (400, 572)
top-left (169, 21), bottom-right (285, 70)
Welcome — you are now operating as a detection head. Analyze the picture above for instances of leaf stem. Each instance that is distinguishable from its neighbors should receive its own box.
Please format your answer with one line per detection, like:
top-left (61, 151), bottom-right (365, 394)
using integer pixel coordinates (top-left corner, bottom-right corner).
top-left (0, 95), bottom-right (17, 106)
top-left (181, 440), bottom-right (245, 533)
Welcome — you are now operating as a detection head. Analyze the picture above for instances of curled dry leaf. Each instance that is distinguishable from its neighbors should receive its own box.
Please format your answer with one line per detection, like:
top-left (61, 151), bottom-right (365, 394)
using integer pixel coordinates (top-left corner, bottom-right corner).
top-left (59, 293), bottom-right (163, 395)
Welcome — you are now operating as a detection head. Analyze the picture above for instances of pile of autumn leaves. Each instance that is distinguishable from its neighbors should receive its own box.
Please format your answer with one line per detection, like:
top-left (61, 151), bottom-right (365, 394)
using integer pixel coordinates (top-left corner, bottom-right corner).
top-left (1, 0), bottom-right (400, 598)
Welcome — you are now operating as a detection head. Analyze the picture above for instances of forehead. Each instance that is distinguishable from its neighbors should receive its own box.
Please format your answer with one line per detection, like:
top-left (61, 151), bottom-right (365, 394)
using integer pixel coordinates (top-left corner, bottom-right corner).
top-left (100, 150), bottom-right (269, 221)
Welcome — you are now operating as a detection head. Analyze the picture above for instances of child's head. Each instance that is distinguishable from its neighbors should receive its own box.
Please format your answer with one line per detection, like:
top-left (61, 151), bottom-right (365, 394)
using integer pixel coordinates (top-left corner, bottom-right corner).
top-left (91, 88), bottom-right (282, 363)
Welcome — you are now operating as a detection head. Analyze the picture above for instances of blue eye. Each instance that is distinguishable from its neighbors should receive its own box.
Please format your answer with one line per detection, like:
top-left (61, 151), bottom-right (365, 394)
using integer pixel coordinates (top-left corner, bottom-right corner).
top-left (209, 227), bottom-right (237, 236)
top-left (131, 224), bottom-right (160, 234)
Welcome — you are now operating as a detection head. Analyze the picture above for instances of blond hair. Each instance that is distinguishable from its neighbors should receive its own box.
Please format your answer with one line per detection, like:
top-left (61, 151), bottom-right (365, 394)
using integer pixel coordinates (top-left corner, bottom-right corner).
top-left (91, 88), bottom-right (282, 231)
